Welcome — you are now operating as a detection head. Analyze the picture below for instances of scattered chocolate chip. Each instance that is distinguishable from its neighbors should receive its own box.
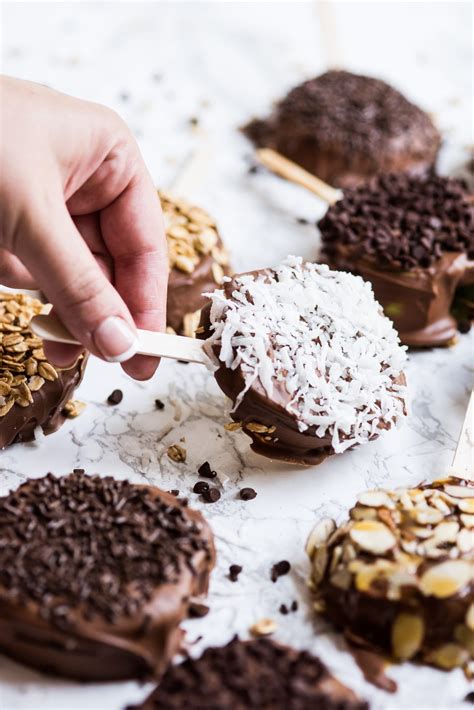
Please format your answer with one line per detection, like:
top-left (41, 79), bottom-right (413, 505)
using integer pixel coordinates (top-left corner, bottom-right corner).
top-left (155, 399), bottom-right (165, 410)
top-left (169, 489), bottom-right (180, 497)
top-left (180, 498), bottom-right (189, 507)
top-left (291, 600), bottom-right (298, 612)
top-left (271, 560), bottom-right (291, 582)
top-left (229, 564), bottom-right (242, 582)
top-left (458, 319), bottom-right (471, 334)
top-left (178, 360), bottom-right (190, 365)
top-left (464, 691), bottom-right (474, 704)
top-left (198, 462), bottom-right (217, 479)
top-left (296, 217), bottom-right (310, 225)
top-left (193, 481), bottom-right (209, 495)
top-left (107, 389), bottom-right (123, 405)
top-left (239, 487), bottom-right (257, 501)
top-left (248, 163), bottom-right (260, 175)
top-left (188, 601), bottom-right (209, 618)
top-left (279, 604), bottom-right (288, 615)
top-left (202, 487), bottom-right (221, 504)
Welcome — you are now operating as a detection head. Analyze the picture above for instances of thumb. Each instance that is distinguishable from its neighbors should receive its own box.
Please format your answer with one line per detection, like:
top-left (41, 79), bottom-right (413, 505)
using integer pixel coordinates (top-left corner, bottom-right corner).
top-left (16, 202), bottom-right (139, 363)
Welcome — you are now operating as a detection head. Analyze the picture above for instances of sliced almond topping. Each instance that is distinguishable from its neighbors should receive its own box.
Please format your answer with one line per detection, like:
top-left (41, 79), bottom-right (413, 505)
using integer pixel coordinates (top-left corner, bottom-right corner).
top-left (211, 262), bottom-right (225, 285)
top-left (224, 421), bottom-right (241, 432)
top-left (357, 490), bottom-right (394, 508)
top-left (245, 422), bottom-right (276, 434)
top-left (412, 507), bottom-right (444, 526)
top-left (391, 613), bottom-right (424, 661)
top-left (419, 560), bottom-right (472, 598)
top-left (350, 505), bottom-right (378, 521)
top-left (431, 521), bottom-right (460, 543)
top-left (330, 568), bottom-right (352, 590)
top-left (426, 643), bottom-right (469, 670)
top-left (444, 484), bottom-right (474, 499)
top-left (458, 499), bottom-right (474, 514)
top-left (461, 514), bottom-right (474, 528)
top-left (182, 309), bottom-right (202, 339)
top-left (310, 545), bottom-right (329, 587)
top-left (466, 603), bottom-right (474, 632)
top-left (455, 624), bottom-right (474, 655)
top-left (305, 518), bottom-right (336, 558)
top-left (458, 528), bottom-right (474, 553)
top-left (349, 520), bottom-right (396, 554)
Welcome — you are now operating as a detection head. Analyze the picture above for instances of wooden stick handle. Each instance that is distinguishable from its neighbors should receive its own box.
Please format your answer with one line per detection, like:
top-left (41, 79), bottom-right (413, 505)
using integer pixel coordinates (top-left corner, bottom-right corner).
top-left (256, 148), bottom-right (343, 205)
top-left (450, 390), bottom-right (474, 481)
top-left (31, 314), bottom-right (210, 366)
top-left (170, 135), bottom-right (212, 200)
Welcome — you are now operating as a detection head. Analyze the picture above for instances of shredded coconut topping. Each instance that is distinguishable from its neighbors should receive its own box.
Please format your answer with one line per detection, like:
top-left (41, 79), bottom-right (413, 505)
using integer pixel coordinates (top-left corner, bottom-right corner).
top-left (204, 256), bottom-right (407, 453)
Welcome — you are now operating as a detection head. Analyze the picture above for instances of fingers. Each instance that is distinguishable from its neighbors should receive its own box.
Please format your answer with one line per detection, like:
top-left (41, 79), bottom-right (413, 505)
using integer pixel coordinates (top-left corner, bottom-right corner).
top-left (0, 249), bottom-right (37, 289)
top-left (100, 166), bottom-right (168, 380)
top-left (15, 197), bottom-right (139, 365)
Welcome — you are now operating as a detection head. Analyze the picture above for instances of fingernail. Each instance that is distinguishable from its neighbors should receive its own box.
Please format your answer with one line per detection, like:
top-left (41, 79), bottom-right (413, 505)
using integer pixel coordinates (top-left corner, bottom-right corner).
top-left (93, 316), bottom-right (138, 363)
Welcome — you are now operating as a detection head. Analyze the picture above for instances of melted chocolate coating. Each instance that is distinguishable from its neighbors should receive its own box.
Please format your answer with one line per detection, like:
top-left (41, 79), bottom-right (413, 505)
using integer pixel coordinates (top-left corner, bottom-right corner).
top-left (244, 70), bottom-right (440, 187)
top-left (0, 481), bottom-right (215, 681)
top-left (325, 248), bottom-right (474, 347)
top-left (167, 253), bottom-right (230, 335)
top-left (0, 355), bottom-right (87, 449)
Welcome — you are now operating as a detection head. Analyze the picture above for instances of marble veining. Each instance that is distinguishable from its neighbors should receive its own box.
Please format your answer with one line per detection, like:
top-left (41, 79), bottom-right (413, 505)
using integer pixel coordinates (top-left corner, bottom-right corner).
top-left (1, 3), bottom-right (473, 709)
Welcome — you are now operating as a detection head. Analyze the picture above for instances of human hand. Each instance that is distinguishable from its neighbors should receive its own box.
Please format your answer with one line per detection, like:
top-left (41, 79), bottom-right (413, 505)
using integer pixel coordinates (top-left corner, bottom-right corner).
top-left (0, 75), bottom-right (167, 380)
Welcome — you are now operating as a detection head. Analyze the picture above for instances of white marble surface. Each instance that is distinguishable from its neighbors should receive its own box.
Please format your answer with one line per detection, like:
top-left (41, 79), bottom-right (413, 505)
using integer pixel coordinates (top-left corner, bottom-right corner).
top-left (1, 2), bottom-right (473, 709)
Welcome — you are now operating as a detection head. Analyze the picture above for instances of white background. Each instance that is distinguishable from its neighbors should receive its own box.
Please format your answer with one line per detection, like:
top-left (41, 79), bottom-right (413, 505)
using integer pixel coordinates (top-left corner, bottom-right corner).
top-left (0, 2), bottom-right (473, 709)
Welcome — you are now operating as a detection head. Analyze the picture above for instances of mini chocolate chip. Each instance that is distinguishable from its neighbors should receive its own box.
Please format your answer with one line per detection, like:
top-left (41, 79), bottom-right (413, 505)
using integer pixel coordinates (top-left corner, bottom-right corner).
top-left (180, 498), bottom-right (189, 507)
top-left (465, 692), bottom-right (474, 704)
top-left (107, 389), bottom-right (123, 405)
top-left (193, 481), bottom-right (209, 494)
top-left (189, 601), bottom-right (209, 618)
top-left (291, 600), bottom-right (298, 612)
top-left (198, 462), bottom-right (217, 479)
top-left (279, 604), bottom-right (288, 615)
top-left (239, 487), bottom-right (257, 501)
top-left (458, 319), bottom-right (471, 334)
top-left (169, 490), bottom-right (180, 497)
top-left (296, 217), bottom-right (309, 225)
top-left (271, 560), bottom-right (291, 582)
top-left (202, 487), bottom-right (220, 503)
top-left (229, 564), bottom-right (242, 582)
top-left (155, 399), bottom-right (165, 410)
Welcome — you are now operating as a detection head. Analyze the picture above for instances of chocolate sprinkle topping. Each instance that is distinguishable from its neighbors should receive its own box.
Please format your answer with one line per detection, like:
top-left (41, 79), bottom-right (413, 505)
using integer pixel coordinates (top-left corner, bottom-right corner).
top-left (128, 636), bottom-right (368, 709)
top-left (320, 173), bottom-right (474, 270)
top-left (0, 472), bottom-right (211, 627)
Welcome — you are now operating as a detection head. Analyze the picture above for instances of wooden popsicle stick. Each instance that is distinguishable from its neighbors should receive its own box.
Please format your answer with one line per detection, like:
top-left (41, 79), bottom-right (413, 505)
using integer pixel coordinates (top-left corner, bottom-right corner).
top-left (255, 148), bottom-right (343, 205)
top-left (449, 390), bottom-right (474, 481)
top-left (30, 313), bottom-right (210, 366)
top-left (169, 133), bottom-right (212, 199)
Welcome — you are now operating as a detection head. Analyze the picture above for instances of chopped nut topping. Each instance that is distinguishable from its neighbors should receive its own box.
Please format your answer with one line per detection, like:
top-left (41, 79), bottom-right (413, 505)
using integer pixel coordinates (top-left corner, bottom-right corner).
top-left (159, 191), bottom-right (229, 275)
top-left (0, 292), bottom-right (62, 417)
top-left (249, 618), bottom-right (277, 637)
top-left (167, 443), bottom-right (187, 463)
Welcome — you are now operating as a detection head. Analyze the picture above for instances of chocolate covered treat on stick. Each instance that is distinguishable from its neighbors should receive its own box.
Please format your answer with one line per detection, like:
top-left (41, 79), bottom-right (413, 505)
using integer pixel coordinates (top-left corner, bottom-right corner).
top-left (0, 471), bottom-right (215, 681)
top-left (0, 290), bottom-right (86, 448)
top-left (306, 477), bottom-right (474, 672)
top-left (160, 191), bottom-right (231, 337)
top-left (199, 256), bottom-right (407, 465)
top-left (244, 70), bottom-right (440, 188)
top-left (256, 150), bottom-right (474, 347)
top-left (128, 637), bottom-right (368, 710)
